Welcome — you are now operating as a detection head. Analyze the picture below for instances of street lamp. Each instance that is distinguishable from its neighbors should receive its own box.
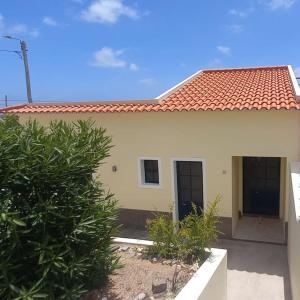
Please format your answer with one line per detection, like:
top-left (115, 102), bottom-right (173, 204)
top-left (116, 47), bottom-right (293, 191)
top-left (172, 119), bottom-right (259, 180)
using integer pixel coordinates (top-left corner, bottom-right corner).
top-left (1, 35), bottom-right (33, 103)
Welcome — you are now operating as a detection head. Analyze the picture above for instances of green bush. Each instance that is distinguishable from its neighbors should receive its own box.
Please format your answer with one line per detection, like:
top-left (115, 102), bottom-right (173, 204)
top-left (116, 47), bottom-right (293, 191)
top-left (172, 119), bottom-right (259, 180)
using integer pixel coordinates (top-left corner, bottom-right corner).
top-left (146, 213), bottom-right (178, 258)
top-left (0, 115), bottom-right (119, 299)
top-left (147, 197), bottom-right (220, 264)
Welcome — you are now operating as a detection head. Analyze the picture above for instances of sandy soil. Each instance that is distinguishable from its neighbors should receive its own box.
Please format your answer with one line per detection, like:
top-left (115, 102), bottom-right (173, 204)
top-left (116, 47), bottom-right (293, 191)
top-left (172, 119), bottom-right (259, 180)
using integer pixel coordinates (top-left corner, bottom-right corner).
top-left (85, 244), bottom-right (196, 300)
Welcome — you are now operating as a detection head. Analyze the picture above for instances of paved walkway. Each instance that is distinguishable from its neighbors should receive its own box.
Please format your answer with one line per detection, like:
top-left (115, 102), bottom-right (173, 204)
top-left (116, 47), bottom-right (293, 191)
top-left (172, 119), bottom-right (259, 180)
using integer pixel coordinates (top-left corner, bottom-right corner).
top-left (233, 216), bottom-right (285, 244)
top-left (215, 239), bottom-right (292, 300)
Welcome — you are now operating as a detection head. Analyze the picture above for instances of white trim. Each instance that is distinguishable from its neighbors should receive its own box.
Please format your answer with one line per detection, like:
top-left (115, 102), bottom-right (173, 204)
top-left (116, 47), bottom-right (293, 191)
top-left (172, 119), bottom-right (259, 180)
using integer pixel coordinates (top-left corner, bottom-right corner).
top-left (288, 65), bottom-right (300, 101)
top-left (155, 70), bottom-right (203, 100)
top-left (171, 157), bottom-right (207, 223)
top-left (138, 157), bottom-right (162, 189)
top-left (113, 237), bottom-right (154, 246)
top-left (290, 162), bottom-right (300, 223)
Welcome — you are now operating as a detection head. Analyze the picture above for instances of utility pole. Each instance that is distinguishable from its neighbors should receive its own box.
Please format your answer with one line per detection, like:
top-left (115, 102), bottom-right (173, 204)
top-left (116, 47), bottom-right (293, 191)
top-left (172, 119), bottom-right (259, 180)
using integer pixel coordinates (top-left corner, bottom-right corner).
top-left (20, 40), bottom-right (32, 103)
top-left (1, 36), bottom-right (33, 104)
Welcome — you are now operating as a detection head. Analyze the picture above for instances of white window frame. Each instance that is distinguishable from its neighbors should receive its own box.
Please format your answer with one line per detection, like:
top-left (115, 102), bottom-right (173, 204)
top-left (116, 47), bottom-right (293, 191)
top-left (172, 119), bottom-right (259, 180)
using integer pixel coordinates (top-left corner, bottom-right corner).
top-left (138, 157), bottom-right (162, 189)
top-left (171, 157), bottom-right (207, 223)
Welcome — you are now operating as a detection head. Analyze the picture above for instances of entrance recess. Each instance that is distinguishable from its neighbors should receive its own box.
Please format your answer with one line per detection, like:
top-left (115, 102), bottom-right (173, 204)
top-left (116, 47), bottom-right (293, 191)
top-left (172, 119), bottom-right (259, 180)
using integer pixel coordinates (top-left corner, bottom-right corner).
top-left (176, 161), bottom-right (204, 220)
top-left (243, 157), bottom-right (280, 216)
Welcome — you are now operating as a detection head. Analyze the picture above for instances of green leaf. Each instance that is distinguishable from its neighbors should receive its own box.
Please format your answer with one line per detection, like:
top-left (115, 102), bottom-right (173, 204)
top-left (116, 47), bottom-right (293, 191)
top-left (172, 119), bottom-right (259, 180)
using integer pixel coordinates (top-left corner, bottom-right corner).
top-left (12, 218), bottom-right (26, 227)
top-left (1, 213), bottom-right (7, 221)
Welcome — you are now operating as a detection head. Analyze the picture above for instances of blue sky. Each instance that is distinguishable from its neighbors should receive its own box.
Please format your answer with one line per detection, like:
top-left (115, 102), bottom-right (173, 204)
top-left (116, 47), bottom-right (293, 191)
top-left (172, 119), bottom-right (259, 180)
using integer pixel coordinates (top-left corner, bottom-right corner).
top-left (0, 0), bottom-right (299, 106)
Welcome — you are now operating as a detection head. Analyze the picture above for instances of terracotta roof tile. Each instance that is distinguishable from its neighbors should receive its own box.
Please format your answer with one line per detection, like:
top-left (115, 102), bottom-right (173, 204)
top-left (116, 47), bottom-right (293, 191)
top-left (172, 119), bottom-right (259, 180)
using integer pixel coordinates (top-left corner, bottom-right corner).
top-left (1, 66), bottom-right (299, 114)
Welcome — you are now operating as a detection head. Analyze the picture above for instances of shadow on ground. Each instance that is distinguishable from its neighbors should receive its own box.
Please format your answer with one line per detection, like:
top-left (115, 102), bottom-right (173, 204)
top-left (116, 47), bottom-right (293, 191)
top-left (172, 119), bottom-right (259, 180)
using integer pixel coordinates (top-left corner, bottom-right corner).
top-left (215, 239), bottom-right (291, 300)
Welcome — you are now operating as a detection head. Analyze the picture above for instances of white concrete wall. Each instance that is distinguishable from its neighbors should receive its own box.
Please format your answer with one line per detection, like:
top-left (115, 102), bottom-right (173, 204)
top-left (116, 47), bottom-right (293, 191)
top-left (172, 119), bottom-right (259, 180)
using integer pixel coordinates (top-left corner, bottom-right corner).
top-left (288, 162), bottom-right (300, 300)
top-left (175, 248), bottom-right (227, 300)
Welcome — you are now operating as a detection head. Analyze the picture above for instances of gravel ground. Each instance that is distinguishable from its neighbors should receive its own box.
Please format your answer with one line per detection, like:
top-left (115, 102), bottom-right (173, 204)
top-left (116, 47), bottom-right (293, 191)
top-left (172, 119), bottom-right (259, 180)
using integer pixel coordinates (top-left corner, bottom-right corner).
top-left (84, 244), bottom-right (196, 300)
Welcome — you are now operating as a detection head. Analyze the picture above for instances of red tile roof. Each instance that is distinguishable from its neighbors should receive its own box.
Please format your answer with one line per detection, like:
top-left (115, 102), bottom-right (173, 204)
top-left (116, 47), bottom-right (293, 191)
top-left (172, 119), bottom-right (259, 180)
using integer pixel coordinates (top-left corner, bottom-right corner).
top-left (1, 66), bottom-right (300, 114)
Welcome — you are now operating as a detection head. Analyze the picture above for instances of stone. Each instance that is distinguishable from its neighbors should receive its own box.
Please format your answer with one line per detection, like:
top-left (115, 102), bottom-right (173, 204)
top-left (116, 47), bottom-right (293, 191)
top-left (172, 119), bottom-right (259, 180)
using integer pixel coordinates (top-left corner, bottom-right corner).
top-left (152, 257), bottom-right (158, 263)
top-left (134, 292), bottom-right (148, 300)
top-left (171, 259), bottom-right (178, 265)
top-left (119, 245), bottom-right (130, 252)
top-left (128, 248), bottom-right (136, 257)
top-left (101, 297), bottom-right (108, 300)
top-left (190, 263), bottom-right (199, 272)
top-left (162, 260), bottom-right (170, 265)
top-left (152, 278), bottom-right (167, 294)
top-left (137, 247), bottom-right (144, 252)
top-left (164, 292), bottom-right (175, 300)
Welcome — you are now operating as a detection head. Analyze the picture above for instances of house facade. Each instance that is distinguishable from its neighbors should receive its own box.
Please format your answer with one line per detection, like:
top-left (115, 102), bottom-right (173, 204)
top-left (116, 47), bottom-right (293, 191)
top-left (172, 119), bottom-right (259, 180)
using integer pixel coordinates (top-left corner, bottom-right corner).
top-left (2, 65), bottom-right (300, 239)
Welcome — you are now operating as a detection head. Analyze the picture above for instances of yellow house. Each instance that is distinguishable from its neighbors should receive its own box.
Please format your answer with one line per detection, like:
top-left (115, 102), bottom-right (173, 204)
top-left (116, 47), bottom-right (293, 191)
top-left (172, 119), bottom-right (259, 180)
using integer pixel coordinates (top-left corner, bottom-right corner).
top-left (2, 65), bottom-right (300, 240)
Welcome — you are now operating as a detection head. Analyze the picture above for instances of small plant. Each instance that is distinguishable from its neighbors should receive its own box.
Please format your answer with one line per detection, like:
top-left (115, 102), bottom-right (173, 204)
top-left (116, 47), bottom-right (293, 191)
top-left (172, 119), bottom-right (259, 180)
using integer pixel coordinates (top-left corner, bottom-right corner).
top-left (178, 198), bottom-right (220, 263)
top-left (146, 196), bottom-right (220, 264)
top-left (146, 213), bottom-right (178, 258)
top-left (0, 115), bottom-right (119, 299)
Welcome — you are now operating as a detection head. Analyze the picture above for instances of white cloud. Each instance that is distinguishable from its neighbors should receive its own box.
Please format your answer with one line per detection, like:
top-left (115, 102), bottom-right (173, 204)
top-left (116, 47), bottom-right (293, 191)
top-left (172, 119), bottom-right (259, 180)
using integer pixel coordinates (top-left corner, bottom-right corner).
top-left (29, 28), bottom-right (40, 38)
top-left (91, 47), bottom-right (126, 67)
top-left (139, 78), bottom-right (156, 85)
top-left (227, 24), bottom-right (244, 34)
top-left (81, 0), bottom-right (138, 24)
top-left (43, 16), bottom-right (58, 26)
top-left (217, 46), bottom-right (231, 55)
top-left (129, 63), bottom-right (139, 71)
top-left (0, 14), bottom-right (39, 38)
top-left (294, 67), bottom-right (300, 77)
top-left (229, 8), bottom-right (253, 17)
top-left (208, 58), bottom-right (223, 68)
top-left (265, 0), bottom-right (295, 10)
top-left (90, 47), bottom-right (138, 71)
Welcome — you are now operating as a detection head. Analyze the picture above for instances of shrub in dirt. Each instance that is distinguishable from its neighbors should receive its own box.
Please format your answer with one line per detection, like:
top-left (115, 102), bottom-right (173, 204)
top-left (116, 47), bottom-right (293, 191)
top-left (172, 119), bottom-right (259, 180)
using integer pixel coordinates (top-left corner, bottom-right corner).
top-left (0, 115), bottom-right (119, 299)
top-left (147, 196), bottom-right (220, 264)
top-left (146, 213), bottom-right (178, 258)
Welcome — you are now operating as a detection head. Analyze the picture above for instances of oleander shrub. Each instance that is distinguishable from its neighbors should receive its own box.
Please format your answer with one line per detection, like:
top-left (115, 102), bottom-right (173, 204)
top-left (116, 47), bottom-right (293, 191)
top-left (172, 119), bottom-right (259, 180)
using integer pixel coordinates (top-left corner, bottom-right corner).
top-left (147, 196), bottom-right (220, 264)
top-left (0, 115), bottom-right (119, 299)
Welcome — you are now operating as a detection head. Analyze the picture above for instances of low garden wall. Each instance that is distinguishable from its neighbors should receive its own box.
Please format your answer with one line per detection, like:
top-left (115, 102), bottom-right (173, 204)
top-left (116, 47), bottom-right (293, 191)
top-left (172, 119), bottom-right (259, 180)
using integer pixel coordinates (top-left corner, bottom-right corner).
top-left (289, 162), bottom-right (300, 300)
top-left (175, 248), bottom-right (227, 300)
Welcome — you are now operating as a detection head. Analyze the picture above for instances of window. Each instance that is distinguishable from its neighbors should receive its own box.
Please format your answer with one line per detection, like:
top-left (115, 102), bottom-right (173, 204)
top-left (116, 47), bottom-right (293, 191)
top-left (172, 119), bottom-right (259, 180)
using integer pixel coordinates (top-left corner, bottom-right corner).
top-left (139, 157), bottom-right (161, 188)
top-left (144, 160), bottom-right (159, 184)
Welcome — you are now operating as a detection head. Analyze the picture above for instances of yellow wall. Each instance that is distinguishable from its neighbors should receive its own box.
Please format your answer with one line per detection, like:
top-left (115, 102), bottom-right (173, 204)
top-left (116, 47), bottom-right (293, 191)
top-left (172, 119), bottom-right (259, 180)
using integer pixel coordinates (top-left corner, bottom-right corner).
top-left (18, 110), bottom-right (300, 220)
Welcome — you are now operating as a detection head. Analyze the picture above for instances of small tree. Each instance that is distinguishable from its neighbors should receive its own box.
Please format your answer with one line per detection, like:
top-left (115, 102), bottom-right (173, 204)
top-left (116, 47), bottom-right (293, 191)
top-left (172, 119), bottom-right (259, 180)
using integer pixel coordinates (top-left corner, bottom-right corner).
top-left (0, 115), bottom-right (119, 299)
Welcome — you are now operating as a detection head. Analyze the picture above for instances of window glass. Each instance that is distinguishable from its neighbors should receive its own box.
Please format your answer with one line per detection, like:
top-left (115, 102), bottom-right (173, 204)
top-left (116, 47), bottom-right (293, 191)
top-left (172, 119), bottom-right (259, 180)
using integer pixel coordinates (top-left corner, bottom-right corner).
top-left (144, 160), bottom-right (159, 184)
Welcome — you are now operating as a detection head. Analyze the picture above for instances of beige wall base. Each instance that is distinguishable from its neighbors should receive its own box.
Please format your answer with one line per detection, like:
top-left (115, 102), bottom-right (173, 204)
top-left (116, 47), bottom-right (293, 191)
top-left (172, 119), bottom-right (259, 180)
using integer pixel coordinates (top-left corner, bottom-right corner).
top-left (118, 208), bottom-right (232, 238)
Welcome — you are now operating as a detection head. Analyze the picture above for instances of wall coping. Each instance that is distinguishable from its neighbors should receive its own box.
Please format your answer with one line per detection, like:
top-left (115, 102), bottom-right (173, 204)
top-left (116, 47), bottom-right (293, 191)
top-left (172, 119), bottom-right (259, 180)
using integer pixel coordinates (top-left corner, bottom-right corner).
top-left (290, 162), bottom-right (300, 223)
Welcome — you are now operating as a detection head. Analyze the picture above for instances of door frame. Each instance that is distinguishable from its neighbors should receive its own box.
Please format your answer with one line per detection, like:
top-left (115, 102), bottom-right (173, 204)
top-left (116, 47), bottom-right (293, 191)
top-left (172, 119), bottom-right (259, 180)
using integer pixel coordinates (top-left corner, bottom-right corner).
top-left (171, 157), bottom-right (207, 223)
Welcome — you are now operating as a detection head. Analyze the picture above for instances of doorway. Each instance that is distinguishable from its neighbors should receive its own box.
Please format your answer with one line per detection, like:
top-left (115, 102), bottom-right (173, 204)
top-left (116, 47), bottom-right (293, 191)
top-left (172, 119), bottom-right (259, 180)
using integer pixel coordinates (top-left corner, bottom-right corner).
top-left (243, 157), bottom-right (280, 217)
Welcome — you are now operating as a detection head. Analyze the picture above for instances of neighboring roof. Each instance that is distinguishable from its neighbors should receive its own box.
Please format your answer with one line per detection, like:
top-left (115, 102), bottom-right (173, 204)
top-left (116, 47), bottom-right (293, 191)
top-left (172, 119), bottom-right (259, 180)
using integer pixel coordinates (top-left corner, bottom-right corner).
top-left (1, 65), bottom-right (300, 114)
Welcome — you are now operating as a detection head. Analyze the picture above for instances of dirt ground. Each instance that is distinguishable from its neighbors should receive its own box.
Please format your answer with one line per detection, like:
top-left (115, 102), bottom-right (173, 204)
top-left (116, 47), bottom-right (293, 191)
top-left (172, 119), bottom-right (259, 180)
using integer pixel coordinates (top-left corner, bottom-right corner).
top-left (85, 244), bottom-right (196, 300)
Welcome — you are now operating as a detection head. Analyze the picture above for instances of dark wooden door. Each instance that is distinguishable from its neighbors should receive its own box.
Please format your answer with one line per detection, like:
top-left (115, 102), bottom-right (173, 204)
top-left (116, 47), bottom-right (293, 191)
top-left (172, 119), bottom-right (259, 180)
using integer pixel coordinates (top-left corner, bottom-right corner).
top-left (243, 157), bottom-right (280, 216)
top-left (176, 161), bottom-right (203, 220)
